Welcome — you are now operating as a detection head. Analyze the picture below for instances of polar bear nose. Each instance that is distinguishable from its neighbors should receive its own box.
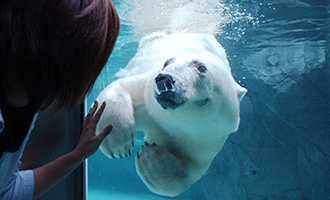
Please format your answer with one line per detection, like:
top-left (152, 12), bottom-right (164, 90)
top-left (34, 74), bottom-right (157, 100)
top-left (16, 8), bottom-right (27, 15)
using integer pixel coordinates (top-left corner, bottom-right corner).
top-left (154, 74), bottom-right (175, 94)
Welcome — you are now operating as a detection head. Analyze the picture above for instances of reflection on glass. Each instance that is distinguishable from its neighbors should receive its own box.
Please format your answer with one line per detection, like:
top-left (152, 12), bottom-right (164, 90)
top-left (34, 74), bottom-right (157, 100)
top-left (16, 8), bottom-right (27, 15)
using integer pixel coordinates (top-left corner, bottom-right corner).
top-left (87, 0), bottom-right (329, 199)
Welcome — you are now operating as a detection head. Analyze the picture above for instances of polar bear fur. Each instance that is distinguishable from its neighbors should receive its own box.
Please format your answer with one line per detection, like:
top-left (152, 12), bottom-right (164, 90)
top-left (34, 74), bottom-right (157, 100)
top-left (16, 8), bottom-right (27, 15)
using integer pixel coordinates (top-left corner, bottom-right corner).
top-left (95, 32), bottom-right (247, 197)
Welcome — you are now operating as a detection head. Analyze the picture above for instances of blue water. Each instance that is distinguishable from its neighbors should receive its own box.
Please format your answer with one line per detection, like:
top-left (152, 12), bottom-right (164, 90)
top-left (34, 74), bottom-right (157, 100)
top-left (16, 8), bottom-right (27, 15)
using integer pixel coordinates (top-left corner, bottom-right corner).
top-left (87, 0), bottom-right (329, 199)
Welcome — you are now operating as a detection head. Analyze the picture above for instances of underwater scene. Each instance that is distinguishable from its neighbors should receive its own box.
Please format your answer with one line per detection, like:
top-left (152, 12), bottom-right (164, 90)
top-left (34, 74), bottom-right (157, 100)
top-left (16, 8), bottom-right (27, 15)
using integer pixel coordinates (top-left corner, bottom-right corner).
top-left (86, 0), bottom-right (329, 199)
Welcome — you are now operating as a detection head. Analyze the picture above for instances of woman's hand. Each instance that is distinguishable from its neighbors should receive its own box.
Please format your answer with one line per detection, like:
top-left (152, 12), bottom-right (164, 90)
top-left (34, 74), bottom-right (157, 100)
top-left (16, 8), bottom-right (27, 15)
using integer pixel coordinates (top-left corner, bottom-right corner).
top-left (74, 100), bottom-right (113, 160)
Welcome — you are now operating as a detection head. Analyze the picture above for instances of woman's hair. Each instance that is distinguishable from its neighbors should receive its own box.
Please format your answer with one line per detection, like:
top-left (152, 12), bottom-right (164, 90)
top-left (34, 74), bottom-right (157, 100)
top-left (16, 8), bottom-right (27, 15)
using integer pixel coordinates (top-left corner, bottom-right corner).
top-left (0, 0), bottom-right (120, 110)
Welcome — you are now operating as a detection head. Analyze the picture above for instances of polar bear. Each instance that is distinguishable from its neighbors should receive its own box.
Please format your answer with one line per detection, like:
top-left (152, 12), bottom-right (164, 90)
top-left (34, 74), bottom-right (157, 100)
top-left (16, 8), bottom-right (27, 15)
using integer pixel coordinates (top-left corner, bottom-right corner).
top-left (95, 32), bottom-right (247, 197)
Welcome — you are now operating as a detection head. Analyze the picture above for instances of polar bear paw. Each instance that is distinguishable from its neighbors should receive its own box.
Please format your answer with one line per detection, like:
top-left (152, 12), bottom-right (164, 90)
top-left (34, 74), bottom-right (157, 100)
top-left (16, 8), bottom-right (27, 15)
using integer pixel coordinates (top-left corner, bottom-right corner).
top-left (135, 142), bottom-right (187, 196)
top-left (100, 124), bottom-right (136, 159)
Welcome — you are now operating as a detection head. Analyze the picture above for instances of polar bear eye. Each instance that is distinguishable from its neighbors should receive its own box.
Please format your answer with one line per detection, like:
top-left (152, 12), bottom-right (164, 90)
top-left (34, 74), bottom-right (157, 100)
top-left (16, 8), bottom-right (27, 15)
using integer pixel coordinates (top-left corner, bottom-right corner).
top-left (196, 65), bottom-right (207, 73)
top-left (163, 58), bottom-right (175, 69)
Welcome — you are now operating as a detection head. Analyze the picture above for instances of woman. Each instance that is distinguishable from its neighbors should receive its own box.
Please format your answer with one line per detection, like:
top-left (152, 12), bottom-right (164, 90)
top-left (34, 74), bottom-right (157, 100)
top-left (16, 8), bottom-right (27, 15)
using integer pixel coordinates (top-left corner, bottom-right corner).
top-left (0, 0), bottom-right (120, 199)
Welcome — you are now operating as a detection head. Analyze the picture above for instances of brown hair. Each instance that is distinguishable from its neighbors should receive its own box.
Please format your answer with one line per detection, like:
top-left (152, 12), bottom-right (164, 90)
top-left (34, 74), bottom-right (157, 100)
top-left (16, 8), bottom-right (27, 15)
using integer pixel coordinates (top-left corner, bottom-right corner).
top-left (0, 0), bottom-right (120, 110)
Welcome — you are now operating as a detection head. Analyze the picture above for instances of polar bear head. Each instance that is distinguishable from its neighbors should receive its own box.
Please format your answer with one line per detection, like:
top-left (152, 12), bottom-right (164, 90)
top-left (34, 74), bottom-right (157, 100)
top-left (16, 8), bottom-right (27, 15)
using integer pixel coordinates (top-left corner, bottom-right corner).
top-left (145, 52), bottom-right (247, 136)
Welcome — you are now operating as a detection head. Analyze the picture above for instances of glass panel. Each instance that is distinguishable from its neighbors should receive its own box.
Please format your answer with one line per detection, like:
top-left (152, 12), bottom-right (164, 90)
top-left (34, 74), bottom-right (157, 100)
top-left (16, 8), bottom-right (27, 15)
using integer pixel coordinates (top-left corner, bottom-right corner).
top-left (87, 0), bottom-right (329, 199)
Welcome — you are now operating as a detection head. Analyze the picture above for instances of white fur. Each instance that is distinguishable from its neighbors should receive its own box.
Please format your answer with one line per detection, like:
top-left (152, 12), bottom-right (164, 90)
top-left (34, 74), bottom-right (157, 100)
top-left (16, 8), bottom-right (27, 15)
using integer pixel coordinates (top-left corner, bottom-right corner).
top-left (95, 32), bottom-right (247, 196)
top-left (96, 0), bottom-right (245, 197)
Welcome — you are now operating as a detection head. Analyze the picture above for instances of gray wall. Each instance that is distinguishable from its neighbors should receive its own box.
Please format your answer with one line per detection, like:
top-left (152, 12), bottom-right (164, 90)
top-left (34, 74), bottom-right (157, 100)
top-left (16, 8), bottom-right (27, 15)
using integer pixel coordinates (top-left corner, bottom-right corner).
top-left (20, 105), bottom-right (84, 200)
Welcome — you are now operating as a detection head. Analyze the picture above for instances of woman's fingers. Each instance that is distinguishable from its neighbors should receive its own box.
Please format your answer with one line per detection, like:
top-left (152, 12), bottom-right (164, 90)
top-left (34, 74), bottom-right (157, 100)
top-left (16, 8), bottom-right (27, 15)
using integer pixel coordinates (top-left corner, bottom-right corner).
top-left (88, 101), bottom-right (99, 117)
top-left (97, 124), bottom-right (113, 141)
top-left (83, 100), bottom-right (106, 129)
top-left (93, 101), bottom-right (106, 123)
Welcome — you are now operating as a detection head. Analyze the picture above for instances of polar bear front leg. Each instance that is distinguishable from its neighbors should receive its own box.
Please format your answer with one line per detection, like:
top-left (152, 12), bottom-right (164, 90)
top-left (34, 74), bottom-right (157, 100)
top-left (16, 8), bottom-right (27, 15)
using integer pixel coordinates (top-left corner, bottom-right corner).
top-left (96, 82), bottom-right (136, 159)
top-left (135, 143), bottom-right (200, 197)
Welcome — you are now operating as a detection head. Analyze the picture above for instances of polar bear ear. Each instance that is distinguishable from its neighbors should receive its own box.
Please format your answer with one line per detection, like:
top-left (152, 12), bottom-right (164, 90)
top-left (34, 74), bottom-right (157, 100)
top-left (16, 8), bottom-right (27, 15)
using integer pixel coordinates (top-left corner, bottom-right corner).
top-left (237, 86), bottom-right (247, 102)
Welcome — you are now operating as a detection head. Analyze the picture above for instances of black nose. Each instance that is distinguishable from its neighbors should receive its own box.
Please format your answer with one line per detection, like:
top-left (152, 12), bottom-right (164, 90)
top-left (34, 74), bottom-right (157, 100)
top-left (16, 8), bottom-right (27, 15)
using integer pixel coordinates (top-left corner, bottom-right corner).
top-left (154, 74), bottom-right (175, 94)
